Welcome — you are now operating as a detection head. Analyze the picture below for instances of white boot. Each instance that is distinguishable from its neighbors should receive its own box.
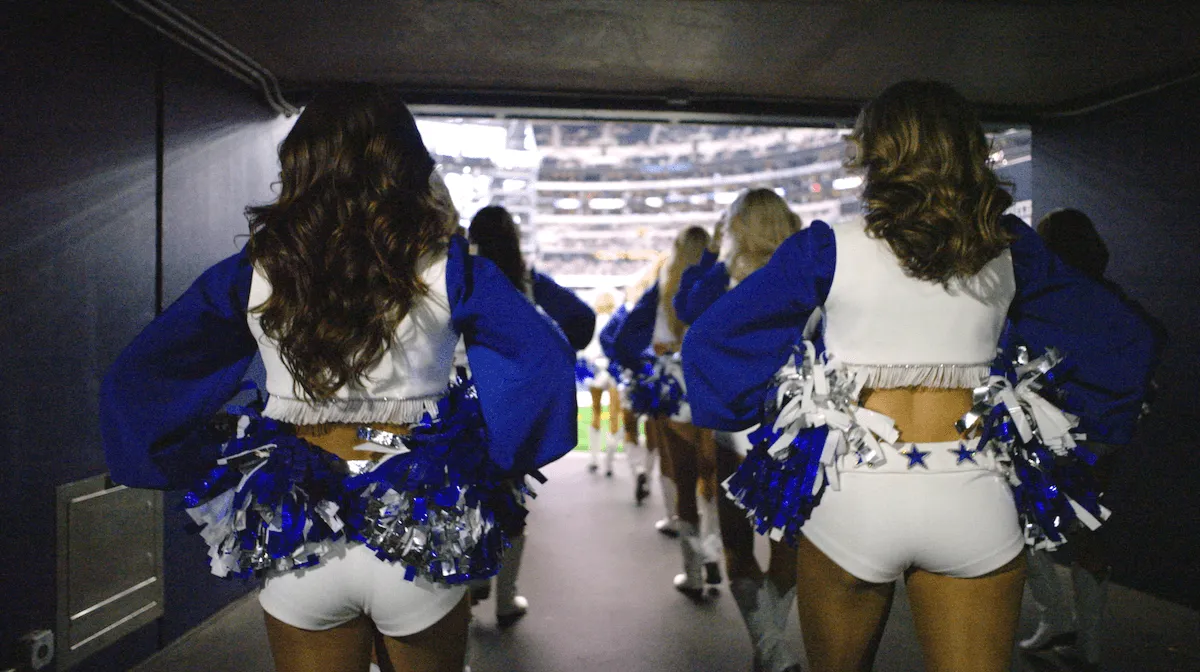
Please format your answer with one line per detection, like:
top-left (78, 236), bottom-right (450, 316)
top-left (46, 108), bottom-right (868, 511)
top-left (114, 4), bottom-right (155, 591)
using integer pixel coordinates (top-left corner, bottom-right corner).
top-left (730, 577), bottom-right (801, 672)
top-left (587, 427), bottom-right (603, 473)
top-left (673, 520), bottom-right (705, 597)
top-left (655, 475), bottom-right (680, 536)
top-left (697, 491), bottom-right (723, 585)
top-left (1019, 548), bottom-right (1077, 651)
top-left (604, 431), bottom-right (618, 476)
top-left (626, 437), bottom-right (650, 504)
top-left (495, 535), bottom-right (528, 627)
top-left (1063, 564), bottom-right (1109, 668)
top-left (462, 625), bottom-right (473, 672)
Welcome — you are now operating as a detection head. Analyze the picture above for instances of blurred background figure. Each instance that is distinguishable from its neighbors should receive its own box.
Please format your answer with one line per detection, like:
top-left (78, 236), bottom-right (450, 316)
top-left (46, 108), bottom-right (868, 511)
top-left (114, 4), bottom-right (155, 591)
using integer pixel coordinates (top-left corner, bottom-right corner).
top-left (467, 205), bottom-right (596, 629)
top-left (674, 189), bottom-right (804, 672)
top-left (580, 291), bottom-right (623, 477)
top-left (613, 225), bottom-right (722, 598)
top-left (1020, 208), bottom-right (1167, 672)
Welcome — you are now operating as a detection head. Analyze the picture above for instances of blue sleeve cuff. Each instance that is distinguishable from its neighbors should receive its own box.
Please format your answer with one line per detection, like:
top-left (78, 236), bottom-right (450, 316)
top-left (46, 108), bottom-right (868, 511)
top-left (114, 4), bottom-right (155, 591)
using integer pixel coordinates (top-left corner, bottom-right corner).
top-left (100, 248), bottom-right (258, 489)
top-left (532, 271), bottom-right (597, 351)
top-left (1005, 216), bottom-right (1157, 444)
top-left (448, 238), bottom-right (578, 473)
top-left (612, 284), bottom-right (659, 368)
top-left (683, 221), bottom-right (836, 429)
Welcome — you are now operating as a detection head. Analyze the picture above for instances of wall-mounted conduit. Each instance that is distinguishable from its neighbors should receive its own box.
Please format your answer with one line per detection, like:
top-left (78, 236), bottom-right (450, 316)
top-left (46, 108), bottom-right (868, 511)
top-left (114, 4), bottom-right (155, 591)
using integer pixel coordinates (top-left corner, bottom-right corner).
top-left (109, 0), bottom-right (299, 116)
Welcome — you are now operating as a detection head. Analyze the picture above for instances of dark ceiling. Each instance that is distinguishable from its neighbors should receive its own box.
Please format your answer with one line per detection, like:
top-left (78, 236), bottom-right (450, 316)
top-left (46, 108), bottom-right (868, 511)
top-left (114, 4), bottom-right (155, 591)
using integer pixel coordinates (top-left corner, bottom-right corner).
top-left (141, 0), bottom-right (1200, 122)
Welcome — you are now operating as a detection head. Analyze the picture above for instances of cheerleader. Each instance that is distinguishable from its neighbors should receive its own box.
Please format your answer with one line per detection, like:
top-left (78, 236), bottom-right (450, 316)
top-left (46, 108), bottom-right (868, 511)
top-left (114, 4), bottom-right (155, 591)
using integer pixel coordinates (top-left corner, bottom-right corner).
top-left (682, 81), bottom-right (1156, 672)
top-left (100, 86), bottom-right (577, 672)
top-left (465, 205), bottom-right (596, 627)
top-left (1018, 208), bottom-right (1167, 672)
top-left (593, 297), bottom-right (655, 503)
top-left (604, 258), bottom-right (673, 518)
top-left (613, 226), bottom-right (722, 597)
top-left (675, 189), bottom-right (803, 672)
top-left (577, 291), bottom-right (624, 476)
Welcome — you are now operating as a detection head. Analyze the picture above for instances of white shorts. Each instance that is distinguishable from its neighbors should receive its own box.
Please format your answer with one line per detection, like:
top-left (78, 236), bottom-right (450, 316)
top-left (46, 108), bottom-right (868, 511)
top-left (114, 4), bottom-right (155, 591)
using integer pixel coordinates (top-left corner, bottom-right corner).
top-left (587, 369), bottom-right (614, 390)
top-left (258, 541), bottom-right (466, 636)
top-left (801, 440), bottom-right (1024, 584)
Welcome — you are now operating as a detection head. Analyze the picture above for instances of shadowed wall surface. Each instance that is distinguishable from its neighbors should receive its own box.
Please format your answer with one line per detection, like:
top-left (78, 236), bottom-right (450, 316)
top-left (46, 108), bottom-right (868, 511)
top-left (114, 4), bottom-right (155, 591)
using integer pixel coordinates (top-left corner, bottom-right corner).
top-left (0, 3), bottom-right (291, 669)
top-left (1032, 78), bottom-right (1200, 610)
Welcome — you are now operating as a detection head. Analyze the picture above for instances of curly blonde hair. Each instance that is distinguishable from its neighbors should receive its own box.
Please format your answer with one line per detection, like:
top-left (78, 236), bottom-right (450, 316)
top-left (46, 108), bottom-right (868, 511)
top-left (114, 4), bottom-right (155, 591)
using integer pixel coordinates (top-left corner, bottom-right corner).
top-left (659, 225), bottom-right (711, 341)
top-left (848, 80), bottom-right (1014, 284)
top-left (721, 189), bottom-right (803, 282)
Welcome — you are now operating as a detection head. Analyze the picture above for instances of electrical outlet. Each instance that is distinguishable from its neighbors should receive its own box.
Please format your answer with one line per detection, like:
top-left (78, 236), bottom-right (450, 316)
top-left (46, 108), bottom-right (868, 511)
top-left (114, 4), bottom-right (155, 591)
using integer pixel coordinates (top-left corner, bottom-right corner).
top-left (19, 630), bottom-right (54, 671)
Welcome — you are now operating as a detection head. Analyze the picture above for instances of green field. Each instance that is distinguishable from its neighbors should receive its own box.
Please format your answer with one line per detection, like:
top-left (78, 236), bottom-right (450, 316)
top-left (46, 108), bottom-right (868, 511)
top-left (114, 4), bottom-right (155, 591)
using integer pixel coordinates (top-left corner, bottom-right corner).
top-left (575, 406), bottom-right (624, 452)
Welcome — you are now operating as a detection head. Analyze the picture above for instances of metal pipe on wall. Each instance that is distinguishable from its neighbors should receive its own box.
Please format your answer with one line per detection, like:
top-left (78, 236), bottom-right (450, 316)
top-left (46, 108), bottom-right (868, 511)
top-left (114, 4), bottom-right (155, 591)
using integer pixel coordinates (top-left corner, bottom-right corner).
top-left (109, 0), bottom-right (299, 116)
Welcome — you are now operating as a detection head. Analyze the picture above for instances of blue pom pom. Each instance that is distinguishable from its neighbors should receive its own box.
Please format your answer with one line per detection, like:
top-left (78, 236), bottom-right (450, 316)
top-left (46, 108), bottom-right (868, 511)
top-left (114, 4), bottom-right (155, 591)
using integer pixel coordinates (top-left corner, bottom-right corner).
top-left (724, 426), bottom-right (831, 547)
top-left (980, 344), bottom-right (1108, 549)
top-left (182, 378), bottom-right (535, 583)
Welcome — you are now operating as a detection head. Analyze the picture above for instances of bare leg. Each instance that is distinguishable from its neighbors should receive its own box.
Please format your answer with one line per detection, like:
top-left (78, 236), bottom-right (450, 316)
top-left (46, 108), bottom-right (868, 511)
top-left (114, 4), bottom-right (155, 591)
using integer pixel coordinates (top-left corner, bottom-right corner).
top-left (662, 420), bottom-right (698, 526)
top-left (716, 441), bottom-right (761, 581)
top-left (905, 554), bottom-right (1026, 672)
top-left (650, 416), bottom-right (672, 477)
top-left (695, 428), bottom-right (719, 506)
top-left (624, 408), bottom-right (640, 447)
top-left (766, 539), bottom-right (797, 595)
top-left (590, 387), bottom-right (604, 430)
top-left (647, 416), bottom-right (681, 531)
top-left (608, 384), bottom-right (621, 435)
top-left (265, 613), bottom-right (374, 672)
top-left (375, 595), bottom-right (471, 672)
top-left (795, 536), bottom-right (894, 672)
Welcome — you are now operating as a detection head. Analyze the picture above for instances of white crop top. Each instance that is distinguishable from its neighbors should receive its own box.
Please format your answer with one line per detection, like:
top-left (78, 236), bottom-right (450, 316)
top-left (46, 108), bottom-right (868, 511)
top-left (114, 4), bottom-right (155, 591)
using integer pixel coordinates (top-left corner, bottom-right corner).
top-left (247, 254), bottom-right (459, 425)
top-left (822, 221), bottom-right (1015, 389)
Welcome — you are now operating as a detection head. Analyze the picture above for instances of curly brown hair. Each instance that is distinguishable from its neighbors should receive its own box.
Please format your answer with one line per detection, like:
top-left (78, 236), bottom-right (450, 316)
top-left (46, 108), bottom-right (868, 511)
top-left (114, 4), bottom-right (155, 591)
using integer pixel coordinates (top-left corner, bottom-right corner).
top-left (246, 85), bottom-right (456, 401)
top-left (468, 206), bottom-right (529, 294)
top-left (848, 80), bottom-right (1014, 284)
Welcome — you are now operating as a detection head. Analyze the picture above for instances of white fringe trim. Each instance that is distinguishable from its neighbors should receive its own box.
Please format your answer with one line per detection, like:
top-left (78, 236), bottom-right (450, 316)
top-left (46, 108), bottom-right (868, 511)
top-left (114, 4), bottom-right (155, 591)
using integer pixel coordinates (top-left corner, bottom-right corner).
top-left (846, 363), bottom-right (990, 389)
top-left (263, 392), bottom-right (445, 426)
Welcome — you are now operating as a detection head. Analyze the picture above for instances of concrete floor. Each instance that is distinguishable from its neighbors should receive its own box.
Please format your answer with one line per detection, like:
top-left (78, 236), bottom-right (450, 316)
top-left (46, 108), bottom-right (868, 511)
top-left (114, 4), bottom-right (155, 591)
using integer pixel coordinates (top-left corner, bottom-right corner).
top-left (134, 452), bottom-right (1199, 672)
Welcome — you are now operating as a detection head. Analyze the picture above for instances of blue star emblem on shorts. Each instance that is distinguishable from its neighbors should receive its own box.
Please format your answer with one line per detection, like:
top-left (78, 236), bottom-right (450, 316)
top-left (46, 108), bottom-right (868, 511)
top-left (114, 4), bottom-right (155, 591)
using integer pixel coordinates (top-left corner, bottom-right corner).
top-left (902, 444), bottom-right (931, 469)
top-left (950, 442), bottom-right (977, 465)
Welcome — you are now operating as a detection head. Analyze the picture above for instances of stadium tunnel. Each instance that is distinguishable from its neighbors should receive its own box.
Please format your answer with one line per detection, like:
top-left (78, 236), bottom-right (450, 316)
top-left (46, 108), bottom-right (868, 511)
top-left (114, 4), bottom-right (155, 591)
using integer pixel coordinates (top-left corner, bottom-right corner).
top-left (2, 1), bottom-right (1198, 670)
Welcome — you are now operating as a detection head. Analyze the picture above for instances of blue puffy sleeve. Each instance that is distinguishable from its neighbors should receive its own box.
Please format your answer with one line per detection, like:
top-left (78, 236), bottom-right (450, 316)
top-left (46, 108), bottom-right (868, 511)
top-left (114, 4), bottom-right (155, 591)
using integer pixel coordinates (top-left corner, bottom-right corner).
top-left (446, 237), bottom-right (577, 473)
top-left (531, 270), bottom-right (596, 351)
top-left (598, 303), bottom-right (629, 362)
top-left (610, 283), bottom-right (659, 369)
top-left (100, 248), bottom-right (257, 490)
top-left (675, 249), bottom-right (731, 326)
top-left (1004, 216), bottom-right (1157, 444)
top-left (682, 222), bottom-right (836, 431)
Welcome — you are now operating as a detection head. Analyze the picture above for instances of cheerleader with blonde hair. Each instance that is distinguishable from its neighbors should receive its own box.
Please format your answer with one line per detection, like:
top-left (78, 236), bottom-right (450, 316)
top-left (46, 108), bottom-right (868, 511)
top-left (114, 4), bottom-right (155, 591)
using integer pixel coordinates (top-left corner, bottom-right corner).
top-left (613, 225), bottom-right (722, 596)
top-left (675, 188), bottom-right (804, 672)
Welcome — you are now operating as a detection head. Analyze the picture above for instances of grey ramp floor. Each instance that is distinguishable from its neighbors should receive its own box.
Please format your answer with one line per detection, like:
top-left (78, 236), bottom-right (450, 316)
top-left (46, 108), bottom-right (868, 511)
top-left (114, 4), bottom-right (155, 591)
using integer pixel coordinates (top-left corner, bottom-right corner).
top-left (136, 452), bottom-right (1199, 672)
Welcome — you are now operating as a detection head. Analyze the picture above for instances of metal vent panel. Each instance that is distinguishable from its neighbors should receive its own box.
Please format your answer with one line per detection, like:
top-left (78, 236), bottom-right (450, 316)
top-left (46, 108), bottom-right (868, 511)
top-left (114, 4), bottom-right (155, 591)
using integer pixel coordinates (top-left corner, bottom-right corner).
top-left (56, 474), bottom-right (164, 670)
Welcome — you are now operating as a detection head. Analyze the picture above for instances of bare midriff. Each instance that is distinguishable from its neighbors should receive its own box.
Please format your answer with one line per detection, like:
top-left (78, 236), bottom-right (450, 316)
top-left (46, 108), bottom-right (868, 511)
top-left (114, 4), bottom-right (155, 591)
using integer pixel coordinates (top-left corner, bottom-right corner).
top-left (859, 387), bottom-right (974, 443)
top-left (293, 422), bottom-right (412, 462)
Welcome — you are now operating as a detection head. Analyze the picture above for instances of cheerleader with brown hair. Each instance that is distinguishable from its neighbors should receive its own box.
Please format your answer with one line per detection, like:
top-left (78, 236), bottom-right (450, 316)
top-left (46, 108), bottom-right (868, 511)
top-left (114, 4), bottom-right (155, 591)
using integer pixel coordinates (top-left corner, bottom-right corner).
top-left (683, 81), bottom-right (1156, 672)
top-left (100, 86), bottom-right (577, 672)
